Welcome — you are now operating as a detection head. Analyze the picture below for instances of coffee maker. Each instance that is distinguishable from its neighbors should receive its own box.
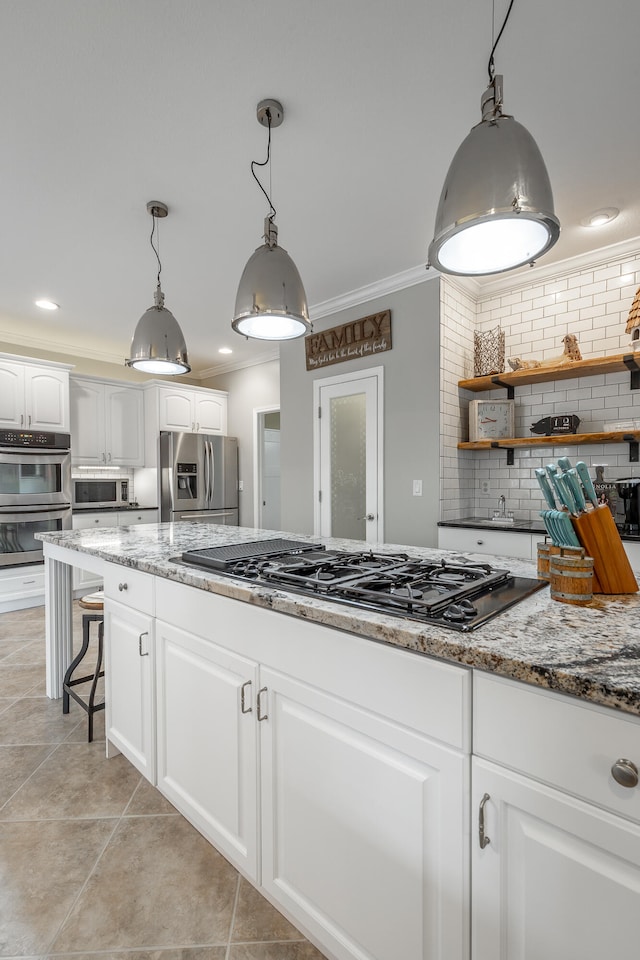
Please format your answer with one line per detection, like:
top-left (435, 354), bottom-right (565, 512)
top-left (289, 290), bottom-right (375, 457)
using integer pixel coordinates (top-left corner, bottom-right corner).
top-left (614, 478), bottom-right (640, 535)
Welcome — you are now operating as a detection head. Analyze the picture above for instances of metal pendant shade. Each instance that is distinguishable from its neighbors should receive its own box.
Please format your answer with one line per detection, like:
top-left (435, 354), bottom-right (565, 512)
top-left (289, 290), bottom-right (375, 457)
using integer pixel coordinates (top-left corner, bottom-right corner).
top-left (232, 225), bottom-right (310, 341)
top-left (126, 201), bottom-right (191, 375)
top-left (232, 99), bottom-right (310, 341)
top-left (127, 288), bottom-right (191, 375)
top-left (428, 102), bottom-right (560, 276)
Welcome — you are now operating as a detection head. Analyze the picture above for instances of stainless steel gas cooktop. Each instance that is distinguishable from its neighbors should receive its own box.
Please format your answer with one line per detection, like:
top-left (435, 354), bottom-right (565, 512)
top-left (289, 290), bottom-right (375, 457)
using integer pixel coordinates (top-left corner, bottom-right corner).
top-left (180, 540), bottom-right (546, 631)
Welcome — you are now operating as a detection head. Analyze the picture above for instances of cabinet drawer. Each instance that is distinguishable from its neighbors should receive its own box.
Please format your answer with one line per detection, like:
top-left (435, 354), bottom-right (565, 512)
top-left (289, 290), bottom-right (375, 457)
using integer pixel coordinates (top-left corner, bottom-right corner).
top-left (474, 672), bottom-right (640, 823)
top-left (103, 562), bottom-right (154, 615)
top-left (0, 566), bottom-right (45, 600)
top-left (117, 510), bottom-right (158, 525)
top-left (438, 526), bottom-right (534, 559)
top-left (72, 512), bottom-right (119, 530)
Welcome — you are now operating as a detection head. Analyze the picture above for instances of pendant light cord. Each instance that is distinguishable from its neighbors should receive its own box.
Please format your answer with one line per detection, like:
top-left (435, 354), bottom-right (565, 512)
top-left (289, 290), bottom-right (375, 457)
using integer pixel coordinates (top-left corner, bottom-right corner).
top-left (150, 213), bottom-right (162, 288)
top-left (488, 0), bottom-right (515, 81)
top-left (251, 111), bottom-right (277, 226)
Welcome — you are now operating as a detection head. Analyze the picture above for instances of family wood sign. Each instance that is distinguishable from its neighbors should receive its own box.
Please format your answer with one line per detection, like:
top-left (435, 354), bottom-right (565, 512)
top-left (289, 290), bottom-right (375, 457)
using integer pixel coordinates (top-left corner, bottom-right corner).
top-left (304, 310), bottom-right (392, 371)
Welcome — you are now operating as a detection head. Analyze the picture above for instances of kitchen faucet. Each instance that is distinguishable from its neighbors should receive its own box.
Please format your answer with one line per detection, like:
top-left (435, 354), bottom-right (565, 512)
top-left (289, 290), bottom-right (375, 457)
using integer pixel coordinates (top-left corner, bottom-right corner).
top-left (497, 494), bottom-right (506, 518)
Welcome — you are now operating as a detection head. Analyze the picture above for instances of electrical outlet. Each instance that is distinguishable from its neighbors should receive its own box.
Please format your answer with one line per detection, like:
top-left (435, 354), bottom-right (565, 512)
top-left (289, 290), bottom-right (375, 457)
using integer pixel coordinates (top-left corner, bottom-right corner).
top-left (480, 479), bottom-right (490, 495)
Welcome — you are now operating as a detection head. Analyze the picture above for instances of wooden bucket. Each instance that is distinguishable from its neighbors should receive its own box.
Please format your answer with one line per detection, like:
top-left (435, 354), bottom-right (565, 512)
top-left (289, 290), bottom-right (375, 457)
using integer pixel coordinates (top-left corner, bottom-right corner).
top-left (536, 542), bottom-right (551, 580)
top-left (549, 551), bottom-right (594, 605)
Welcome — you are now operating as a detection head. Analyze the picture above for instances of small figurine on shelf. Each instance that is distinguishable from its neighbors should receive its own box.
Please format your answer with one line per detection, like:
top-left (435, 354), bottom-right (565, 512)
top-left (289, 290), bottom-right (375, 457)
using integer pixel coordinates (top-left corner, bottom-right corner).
top-left (508, 333), bottom-right (582, 371)
top-left (625, 286), bottom-right (640, 352)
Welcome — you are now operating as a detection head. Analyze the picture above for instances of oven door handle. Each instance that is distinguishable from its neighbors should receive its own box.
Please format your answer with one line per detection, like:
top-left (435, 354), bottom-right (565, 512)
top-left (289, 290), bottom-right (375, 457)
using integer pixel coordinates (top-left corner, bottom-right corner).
top-left (0, 506), bottom-right (72, 522)
top-left (0, 451), bottom-right (71, 465)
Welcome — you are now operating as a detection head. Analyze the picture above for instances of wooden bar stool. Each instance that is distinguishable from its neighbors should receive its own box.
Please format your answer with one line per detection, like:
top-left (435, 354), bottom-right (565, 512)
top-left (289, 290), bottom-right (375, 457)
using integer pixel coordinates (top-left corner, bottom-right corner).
top-left (62, 592), bottom-right (105, 742)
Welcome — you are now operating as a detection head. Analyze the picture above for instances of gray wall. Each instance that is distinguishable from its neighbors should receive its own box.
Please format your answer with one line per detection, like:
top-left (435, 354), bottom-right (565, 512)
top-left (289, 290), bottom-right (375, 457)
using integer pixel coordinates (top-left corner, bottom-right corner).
top-left (280, 278), bottom-right (441, 547)
top-left (204, 359), bottom-right (280, 528)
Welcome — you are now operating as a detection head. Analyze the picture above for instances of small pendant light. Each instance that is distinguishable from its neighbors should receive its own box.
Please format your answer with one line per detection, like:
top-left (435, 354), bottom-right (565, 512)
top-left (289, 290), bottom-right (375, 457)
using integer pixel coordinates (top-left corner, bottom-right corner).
top-left (428, 0), bottom-right (560, 276)
top-left (232, 99), bottom-right (311, 341)
top-left (126, 201), bottom-right (191, 375)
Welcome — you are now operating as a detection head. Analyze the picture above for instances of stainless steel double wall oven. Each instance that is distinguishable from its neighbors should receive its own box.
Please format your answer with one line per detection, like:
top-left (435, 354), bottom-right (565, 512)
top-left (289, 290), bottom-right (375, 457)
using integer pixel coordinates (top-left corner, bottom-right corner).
top-left (0, 429), bottom-right (72, 566)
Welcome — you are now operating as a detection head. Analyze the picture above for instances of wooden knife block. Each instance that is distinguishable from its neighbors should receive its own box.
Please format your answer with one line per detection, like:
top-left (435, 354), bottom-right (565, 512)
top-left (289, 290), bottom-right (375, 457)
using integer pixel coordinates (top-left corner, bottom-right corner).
top-left (571, 505), bottom-right (638, 594)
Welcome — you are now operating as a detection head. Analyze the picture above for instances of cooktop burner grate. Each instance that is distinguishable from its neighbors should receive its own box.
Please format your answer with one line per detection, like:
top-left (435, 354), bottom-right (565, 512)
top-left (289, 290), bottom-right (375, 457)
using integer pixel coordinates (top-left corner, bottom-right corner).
top-left (182, 538), bottom-right (324, 569)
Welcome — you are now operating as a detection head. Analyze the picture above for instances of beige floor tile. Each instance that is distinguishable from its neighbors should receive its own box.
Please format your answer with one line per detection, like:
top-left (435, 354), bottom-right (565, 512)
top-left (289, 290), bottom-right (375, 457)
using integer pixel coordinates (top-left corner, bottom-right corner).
top-left (51, 815), bottom-right (239, 952)
top-left (229, 943), bottom-right (327, 960)
top-left (0, 696), bottom-right (82, 745)
top-left (0, 696), bottom-right (18, 716)
top-left (0, 616), bottom-right (45, 641)
top-left (0, 817), bottom-right (115, 955)
top-left (232, 879), bottom-right (302, 943)
top-left (2, 638), bottom-right (47, 665)
top-left (0, 638), bottom-right (36, 660)
top-left (0, 742), bottom-right (141, 821)
top-left (0, 662), bottom-right (43, 698)
top-left (124, 777), bottom-right (179, 817)
top-left (63, 703), bottom-right (106, 744)
top-left (0, 743), bottom-right (56, 808)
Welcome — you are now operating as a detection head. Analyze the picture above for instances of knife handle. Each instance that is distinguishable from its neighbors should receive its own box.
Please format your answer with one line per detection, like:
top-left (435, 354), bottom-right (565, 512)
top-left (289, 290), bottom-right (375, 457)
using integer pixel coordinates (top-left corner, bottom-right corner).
top-left (566, 468), bottom-right (586, 511)
top-left (555, 470), bottom-right (579, 515)
top-left (557, 456), bottom-right (573, 472)
top-left (575, 461), bottom-right (599, 508)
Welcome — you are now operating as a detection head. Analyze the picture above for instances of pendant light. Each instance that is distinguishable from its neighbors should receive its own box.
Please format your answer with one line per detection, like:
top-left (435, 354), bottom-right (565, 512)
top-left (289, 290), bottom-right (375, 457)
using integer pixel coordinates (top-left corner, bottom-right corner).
top-left (232, 99), bottom-right (310, 341)
top-left (427, 0), bottom-right (560, 277)
top-left (126, 201), bottom-right (191, 375)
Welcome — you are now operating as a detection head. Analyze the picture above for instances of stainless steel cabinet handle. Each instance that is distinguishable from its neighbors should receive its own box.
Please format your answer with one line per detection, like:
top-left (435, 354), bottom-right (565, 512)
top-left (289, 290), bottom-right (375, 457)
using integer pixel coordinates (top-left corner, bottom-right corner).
top-left (240, 680), bottom-right (252, 714)
top-left (476, 539), bottom-right (484, 545)
top-left (611, 758), bottom-right (639, 788)
top-left (20, 414), bottom-right (24, 426)
top-left (118, 582), bottom-right (128, 591)
top-left (107, 452), bottom-right (112, 462)
top-left (479, 793), bottom-right (491, 848)
top-left (196, 422), bottom-right (200, 431)
top-left (28, 415), bottom-right (32, 426)
top-left (257, 686), bottom-right (268, 721)
top-left (138, 631), bottom-right (149, 656)
top-left (191, 422), bottom-right (195, 432)
top-left (94, 518), bottom-right (100, 523)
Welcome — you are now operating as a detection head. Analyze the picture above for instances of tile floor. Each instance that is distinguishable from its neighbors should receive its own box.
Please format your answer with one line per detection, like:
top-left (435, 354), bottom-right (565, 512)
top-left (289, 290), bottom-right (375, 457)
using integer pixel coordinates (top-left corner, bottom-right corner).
top-left (0, 603), bottom-right (326, 960)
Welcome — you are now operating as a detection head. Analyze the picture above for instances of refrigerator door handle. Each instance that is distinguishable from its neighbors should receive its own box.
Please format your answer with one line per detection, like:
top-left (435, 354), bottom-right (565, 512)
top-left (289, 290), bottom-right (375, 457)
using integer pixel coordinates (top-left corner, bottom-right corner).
top-left (210, 441), bottom-right (215, 506)
top-left (203, 440), bottom-right (210, 507)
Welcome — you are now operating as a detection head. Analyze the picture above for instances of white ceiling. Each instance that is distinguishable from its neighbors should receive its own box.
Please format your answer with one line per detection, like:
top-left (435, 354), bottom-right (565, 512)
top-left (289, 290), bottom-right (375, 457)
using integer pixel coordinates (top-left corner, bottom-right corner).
top-left (1, 0), bottom-right (640, 377)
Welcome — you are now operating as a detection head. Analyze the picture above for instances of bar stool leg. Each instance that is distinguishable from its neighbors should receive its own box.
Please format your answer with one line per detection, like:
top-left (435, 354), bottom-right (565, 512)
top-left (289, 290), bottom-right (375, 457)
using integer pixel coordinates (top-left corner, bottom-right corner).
top-left (62, 615), bottom-right (92, 715)
top-left (87, 621), bottom-right (105, 743)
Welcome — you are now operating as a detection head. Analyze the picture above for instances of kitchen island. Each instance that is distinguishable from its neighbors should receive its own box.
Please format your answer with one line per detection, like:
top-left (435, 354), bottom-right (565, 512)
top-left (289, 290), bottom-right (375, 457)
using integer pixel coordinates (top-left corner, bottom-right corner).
top-left (37, 523), bottom-right (640, 960)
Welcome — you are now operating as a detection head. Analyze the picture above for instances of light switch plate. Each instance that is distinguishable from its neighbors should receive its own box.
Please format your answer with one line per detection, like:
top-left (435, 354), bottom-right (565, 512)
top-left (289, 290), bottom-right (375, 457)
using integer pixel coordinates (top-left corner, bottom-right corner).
top-left (412, 479), bottom-right (423, 497)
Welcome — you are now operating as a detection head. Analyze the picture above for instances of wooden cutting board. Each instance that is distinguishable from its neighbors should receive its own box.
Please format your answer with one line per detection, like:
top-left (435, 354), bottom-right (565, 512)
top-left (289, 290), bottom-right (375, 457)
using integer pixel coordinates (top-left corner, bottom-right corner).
top-left (571, 506), bottom-right (638, 594)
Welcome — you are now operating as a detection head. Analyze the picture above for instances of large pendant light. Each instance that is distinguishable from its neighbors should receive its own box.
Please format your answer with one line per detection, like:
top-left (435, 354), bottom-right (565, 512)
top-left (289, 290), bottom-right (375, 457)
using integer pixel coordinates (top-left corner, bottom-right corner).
top-left (428, 0), bottom-right (560, 277)
top-left (232, 99), bottom-right (310, 341)
top-left (126, 201), bottom-right (191, 375)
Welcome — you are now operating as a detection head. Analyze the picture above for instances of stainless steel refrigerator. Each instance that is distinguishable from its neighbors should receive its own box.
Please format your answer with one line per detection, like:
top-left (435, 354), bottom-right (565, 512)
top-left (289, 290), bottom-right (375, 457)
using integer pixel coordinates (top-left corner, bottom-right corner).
top-left (159, 431), bottom-right (239, 524)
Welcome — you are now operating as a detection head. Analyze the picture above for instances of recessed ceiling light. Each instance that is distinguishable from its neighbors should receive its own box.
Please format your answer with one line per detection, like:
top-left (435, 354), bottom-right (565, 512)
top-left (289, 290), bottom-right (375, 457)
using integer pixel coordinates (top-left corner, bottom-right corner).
top-left (35, 299), bottom-right (60, 310)
top-left (218, 347), bottom-right (233, 354)
top-left (581, 207), bottom-right (619, 228)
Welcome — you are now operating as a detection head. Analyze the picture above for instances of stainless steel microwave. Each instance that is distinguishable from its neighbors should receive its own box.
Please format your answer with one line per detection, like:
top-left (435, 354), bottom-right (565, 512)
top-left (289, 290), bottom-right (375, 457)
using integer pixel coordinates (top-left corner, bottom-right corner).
top-left (72, 477), bottom-right (130, 509)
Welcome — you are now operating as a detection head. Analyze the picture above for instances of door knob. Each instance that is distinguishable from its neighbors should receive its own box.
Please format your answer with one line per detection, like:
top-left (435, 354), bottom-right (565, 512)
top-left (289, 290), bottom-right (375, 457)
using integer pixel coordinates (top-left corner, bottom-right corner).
top-left (358, 514), bottom-right (375, 521)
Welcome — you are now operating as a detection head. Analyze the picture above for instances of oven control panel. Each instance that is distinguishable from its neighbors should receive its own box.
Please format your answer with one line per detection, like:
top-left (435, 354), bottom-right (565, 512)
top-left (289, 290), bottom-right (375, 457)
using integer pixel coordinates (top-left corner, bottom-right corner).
top-left (0, 430), bottom-right (71, 449)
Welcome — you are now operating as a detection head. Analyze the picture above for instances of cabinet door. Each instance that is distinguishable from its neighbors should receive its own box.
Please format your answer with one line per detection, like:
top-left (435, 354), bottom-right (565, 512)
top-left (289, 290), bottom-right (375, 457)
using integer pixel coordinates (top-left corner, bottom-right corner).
top-left (70, 379), bottom-right (106, 464)
top-left (0, 361), bottom-right (25, 428)
top-left (194, 393), bottom-right (226, 434)
top-left (158, 387), bottom-right (195, 432)
top-left (104, 384), bottom-right (144, 466)
top-left (24, 366), bottom-right (69, 431)
top-left (155, 621), bottom-right (259, 879)
top-left (260, 667), bottom-right (469, 960)
top-left (104, 600), bottom-right (155, 782)
top-left (472, 757), bottom-right (640, 960)
top-left (438, 526), bottom-right (535, 559)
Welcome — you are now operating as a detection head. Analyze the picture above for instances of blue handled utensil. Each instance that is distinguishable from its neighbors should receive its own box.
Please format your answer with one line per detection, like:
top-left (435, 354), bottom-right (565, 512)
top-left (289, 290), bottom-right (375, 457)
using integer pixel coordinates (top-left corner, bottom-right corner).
top-left (545, 463), bottom-right (566, 507)
top-left (554, 468), bottom-right (579, 515)
top-left (540, 510), bottom-right (559, 545)
top-left (535, 468), bottom-right (557, 509)
top-left (566, 468), bottom-right (586, 513)
top-left (557, 456), bottom-right (573, 472)
top-left (554, 509), bottom-right (581, 547)
top-left (575, 461), bottom-right (599, 508)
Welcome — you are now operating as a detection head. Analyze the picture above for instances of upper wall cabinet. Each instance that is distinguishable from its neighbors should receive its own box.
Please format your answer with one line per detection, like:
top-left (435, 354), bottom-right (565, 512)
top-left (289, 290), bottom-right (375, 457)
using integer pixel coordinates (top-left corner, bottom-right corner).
top-left (70, 376), bottom-right (145, 467)
top-left (143, 382), bottom-right (228, 465)
top-left (0, 355), bottom-right (71, 432)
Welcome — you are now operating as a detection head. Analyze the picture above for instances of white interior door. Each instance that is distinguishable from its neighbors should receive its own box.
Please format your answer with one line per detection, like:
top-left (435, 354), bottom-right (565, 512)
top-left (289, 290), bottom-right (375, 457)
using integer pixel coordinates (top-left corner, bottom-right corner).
top-left (254, 407), bottom-right (281, 531)
top-left (314, 367), bottom-right (383, 543)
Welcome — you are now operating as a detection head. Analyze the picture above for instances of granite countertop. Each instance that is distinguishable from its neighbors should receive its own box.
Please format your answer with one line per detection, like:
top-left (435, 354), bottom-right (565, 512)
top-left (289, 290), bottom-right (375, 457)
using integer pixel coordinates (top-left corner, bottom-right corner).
top-left (439, 516), bottom-right (640, 543)
top-left (38, 523), bottom-right (640, 719)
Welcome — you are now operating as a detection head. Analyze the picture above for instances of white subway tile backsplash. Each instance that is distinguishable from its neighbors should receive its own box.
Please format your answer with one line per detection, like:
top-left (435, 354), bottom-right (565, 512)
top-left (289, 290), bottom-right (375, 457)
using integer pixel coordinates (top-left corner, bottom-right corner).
top-left (440, 243), bottom-right (640, 524)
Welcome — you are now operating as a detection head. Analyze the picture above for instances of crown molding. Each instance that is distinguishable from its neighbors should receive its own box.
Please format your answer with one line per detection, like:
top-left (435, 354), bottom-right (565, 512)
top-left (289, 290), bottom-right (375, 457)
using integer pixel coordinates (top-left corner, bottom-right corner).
top-left (0, 326), bottom-right (125, 366)
top-left (196, 347), bottom-right (280, 380)
top-left (309, 264), bottom-right (439, 320)
top-left (472, 235), bottom-right (640, 299)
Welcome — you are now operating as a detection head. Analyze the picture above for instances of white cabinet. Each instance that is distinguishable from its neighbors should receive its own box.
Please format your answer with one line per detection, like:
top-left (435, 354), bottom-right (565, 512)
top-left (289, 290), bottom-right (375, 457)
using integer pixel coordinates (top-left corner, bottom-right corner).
top-left (143, 382), bottom-right (228, 464)
top-left (70, 376), bottom-right (144, 466)
top-left (0, 355), bottom-right (70, 431)
top-left (438, 525), bottom-right (541, 560)
top-left (155, 620), bottom-right (259, 879)
top-left (154, 580), bottom-right (470, 960)
top-left (472, 673), bottom-right (640, 960)
top-left (260, 666), bottom-right (469, 960)
top-left (104, 565), bottom-right (155, 782)
top-left (0, 564), bottom-right (45, 613)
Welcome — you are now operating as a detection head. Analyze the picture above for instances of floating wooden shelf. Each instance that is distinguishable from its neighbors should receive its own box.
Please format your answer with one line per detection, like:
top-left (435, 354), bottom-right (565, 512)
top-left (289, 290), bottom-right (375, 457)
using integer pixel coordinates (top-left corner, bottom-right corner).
top-left (459, 352), bottom-right (640, 392)
top-left (458, 431), bottom-right (640, 451)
